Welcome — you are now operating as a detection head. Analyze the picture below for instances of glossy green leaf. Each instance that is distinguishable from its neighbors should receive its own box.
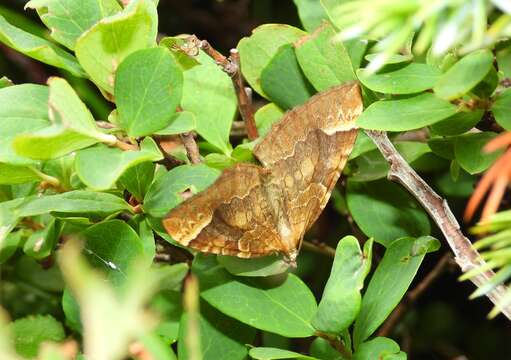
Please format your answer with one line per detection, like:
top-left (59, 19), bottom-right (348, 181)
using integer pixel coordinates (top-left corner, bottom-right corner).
top-left (313, 236), bottom-right (372, 333)
top-left (119, 162), bottom-right (155, 201)
top-left (261, 44), bottom-right (315, 109)
top-left (0, 76), bottom-right (13, 88)
top-left (144, 164), bottom-right (220, 218)
top-left (23, 218), bottom-right (61, 259)
top-left (155, 111), bottom-right (196, 135)
top-left (357, 93), bottom-right (458, 131)
top-left (492, 88), bottom-right (511, 130)
top-left (17, 191), bottom-right (131, 218)
top-left (75, 0), bottom-right (158, 93)
top-left (255, 103), bottom-right (284, 137)
top-left (0, 84), bottom-right (49, 165)
top-left (295, 22), bottom-right (355, 91)
top-left (115, 47), bottom-right (183, 136)
top-left (218, 256), bottom-right (290, 277)
top-left (238, 24), bottom-right (306, 98)
top-left (181, 53), bottom-right (237, 154)
top-left (249, 347), bottom-right (318, 360)
top-left (0, 15), bottom-right (84, 76)
top-left (0, 163), bottom-right (40, 184)
top-left (353, 237), bottom-right (439, 346)
top-left (82, 220), bottom-right (145, 285)
top-left (454, 132), bottom-right (502, 174)
top-left (429, 110), bottom-right (483, 136)
top-left (194, 255), bottom-right (317, 338)
top-left (347, 180), bottom-right (430, 247)
top-left (353, 337), bottom-right (405, 360)
top-left (9, 315), bottom-right (65, 358)
top-left (178, 301), bottom-right (255, 360)
top-left (357, 63), bottom-right (441, 94)
top-left (75, 137), bottom-right (162, 190)
top-left (0, 231), bottom-right (23, 264)
top-left (25, 0), bottom-right (121, 50)
top-left (13, 78), bottom-right (116, 160)
top-left (433, 49), bottom-right (494, 100)
top-left (293, 0), bottom-right (329, 32)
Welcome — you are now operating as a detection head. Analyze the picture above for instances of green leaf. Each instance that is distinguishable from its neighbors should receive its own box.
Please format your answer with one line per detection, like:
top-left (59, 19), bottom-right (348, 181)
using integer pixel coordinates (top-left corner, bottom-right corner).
top-left (0, 84), bottom-right (49, 165)
top-left (23, 218), bottom-right (61, 259)
top-left (433, 49), bottom-right (494, 100)
top-left (293, 0), bottom-right (329, 32)
top-left (194, 255), bottom-right (317, 338)
top-left (238, 24), bottom-right (306, 98)
top-left (178, 301), bottom-right (256, 360)
top-left (152, 290), bottom-right (182, 344)
top-left (261, 43), bottom-right (315, 109)
top-left (357, 93), bottom-right (458, 131)
top-left (0, 163), bottom-right (40, 184)
top-left (17, 191), bottom-right (131, 218)
top-left (75, 0), bottom-right (158, 93)
top-left (13, 78), bottom-right (116, 160)
top-left (155, 111), bottom-right (196, 135)
top-left (353, 237), bottom-right (439, 346)
top-left (25, 0), bottom-right (121, 50)
top-left (62, 288), bottom-right (81, 332)
top-left (249, 347), bottom-right (318, 360)
top-left (295, 22), bottom-right (356, 91)
top-left (312, 236), bottom-right (372, 333)
top-left (0, 15), bottom-right (85, 77)
top-left (115, 47), bottom-right (183, 136)
top-left (353, 337), bottom-right (405, 360)
top-left (492, 88), bottom-right (511, 130)
top-left (119, 162), bottom-right (155, 201)
top-left (357, 63), bottom-right (441, 94)
top-left (429, 110), bottom-right (483, 136)
top-left (347, 179), bottom-right (430, 247)
top-left (181, 53), bottom-right (237, 154)
top-left (0, 231), bottom-right (23, 264)
top-left (138, 333), bottom-right (177, 360)
top-left (255, 103), bottom-right (284, 137)
top-left (9, 315), bottom-right (65, 358)
top-left (82, 220), bottom-right (145, 285)
top-left (0, 76), bottom-right (13, 88)
top-left (144, 164), bottom-right (220, 218)
top-left (454, 132), bottom-right (502, 174)
top-left (218, 256), bottom-right (290, 277)
top-left (75, 137), bottom-right (162, 190)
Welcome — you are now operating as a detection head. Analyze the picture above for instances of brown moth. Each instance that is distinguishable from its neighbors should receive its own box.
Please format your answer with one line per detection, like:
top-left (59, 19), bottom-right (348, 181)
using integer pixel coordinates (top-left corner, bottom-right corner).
top-left (163, 82), bottom-right (363, 263)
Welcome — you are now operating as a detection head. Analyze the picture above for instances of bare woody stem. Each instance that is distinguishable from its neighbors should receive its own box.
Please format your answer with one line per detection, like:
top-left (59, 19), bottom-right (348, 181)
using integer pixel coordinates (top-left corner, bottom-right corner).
top-left (199, 39), bottom-right (259, 140)
top-left (302, 240), bottom-right (336, 258)
top-left (180, 132), bottom-right (201, 164)
top-left (365, 130), bottom-right (511, 320)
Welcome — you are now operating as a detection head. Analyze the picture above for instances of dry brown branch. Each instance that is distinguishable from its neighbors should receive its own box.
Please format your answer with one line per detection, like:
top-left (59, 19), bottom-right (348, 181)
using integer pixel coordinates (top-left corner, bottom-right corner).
top-left (180, 132), bottom-right (201, 164)
top-left (199, 39), bottom-right (259, 140)
top-left (365, 130), bottom-right (511, 320)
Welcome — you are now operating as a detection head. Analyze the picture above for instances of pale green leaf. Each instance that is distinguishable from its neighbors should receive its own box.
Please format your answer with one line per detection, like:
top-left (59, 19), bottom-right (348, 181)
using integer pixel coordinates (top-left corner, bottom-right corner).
top-left (75, 0), bottom-right (158, 93)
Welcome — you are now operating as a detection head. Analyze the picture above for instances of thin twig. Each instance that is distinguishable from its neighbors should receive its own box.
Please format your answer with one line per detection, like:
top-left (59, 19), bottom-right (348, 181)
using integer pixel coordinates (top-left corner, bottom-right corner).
top-left (114, 139), bottom-right (139, 151)
top-left (315, 331), bottom-right (352, 359)
top-left (302, 240), bottom-right (336, 258)
top-left (199, 39), bottom-right (259, 140)
top-left (377, 253), bottom-right (451, 337)
top-left (230, 49), bottom-right (258, 140)
top-left (180, 132), bottom-right (201, 164)
top-left (365, 130), bottom-right (511, 319)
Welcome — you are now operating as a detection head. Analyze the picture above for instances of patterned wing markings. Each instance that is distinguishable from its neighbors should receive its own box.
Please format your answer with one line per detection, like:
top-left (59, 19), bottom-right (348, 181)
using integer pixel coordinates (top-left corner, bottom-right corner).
top-left (163, 82), bottom-right (363, 261)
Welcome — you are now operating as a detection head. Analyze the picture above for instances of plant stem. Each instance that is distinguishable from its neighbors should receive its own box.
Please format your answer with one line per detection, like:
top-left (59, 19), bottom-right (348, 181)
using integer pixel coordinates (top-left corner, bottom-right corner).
top-left (366, 130), bottom-right (511, 320)
top-left (180, 132), bottom-right (201, 164)
top-left (315, 331), bottom-right (352, 359)
top-left (302, 240), bottom-right (336, 258)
